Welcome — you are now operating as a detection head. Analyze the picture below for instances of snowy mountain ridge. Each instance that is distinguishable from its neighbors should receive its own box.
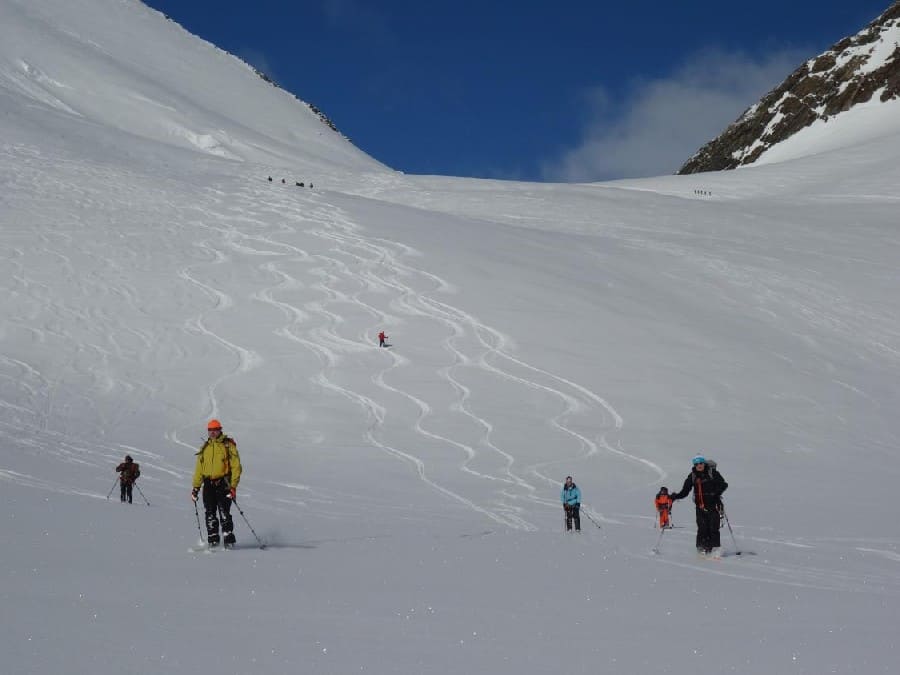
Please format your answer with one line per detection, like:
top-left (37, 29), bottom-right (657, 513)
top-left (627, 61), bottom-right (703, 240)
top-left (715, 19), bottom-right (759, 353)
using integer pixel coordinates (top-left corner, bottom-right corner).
top-left (680, 1), bottom-right (900, 172)
top-left (0, 0), bottom-right (383, 173)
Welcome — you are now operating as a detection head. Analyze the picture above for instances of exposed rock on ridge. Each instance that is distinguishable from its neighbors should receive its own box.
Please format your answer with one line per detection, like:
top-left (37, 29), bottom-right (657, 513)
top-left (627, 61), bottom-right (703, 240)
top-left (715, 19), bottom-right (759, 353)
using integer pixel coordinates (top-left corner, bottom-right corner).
top-left (679, 2), bottom-right (900, 174)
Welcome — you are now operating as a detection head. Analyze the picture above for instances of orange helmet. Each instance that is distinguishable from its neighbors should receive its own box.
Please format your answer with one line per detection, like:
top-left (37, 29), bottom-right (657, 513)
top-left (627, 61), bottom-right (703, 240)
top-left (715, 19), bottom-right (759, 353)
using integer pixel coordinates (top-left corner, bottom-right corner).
top-left (207, 419), bottom-right (222, 430)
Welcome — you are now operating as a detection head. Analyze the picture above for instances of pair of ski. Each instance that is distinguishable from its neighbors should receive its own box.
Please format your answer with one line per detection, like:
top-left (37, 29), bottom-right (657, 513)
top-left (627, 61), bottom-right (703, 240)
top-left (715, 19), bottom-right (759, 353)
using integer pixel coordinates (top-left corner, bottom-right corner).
top-left (651, 546), bottom-right (742, 558)
top-left (651, 527), bottom-right (746, 557)
top-left (189, 542), bottom-right (235, 553)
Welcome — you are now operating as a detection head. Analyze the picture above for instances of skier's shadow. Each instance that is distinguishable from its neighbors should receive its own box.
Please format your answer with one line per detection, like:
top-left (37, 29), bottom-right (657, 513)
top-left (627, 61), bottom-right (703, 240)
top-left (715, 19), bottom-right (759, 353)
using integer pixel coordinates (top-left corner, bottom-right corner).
top-left (259, 540), bottom-right (318, 550)
top-left (229, 541), bottom-right (318, 551)
top-left (255, 542), bottom-right (318, 550)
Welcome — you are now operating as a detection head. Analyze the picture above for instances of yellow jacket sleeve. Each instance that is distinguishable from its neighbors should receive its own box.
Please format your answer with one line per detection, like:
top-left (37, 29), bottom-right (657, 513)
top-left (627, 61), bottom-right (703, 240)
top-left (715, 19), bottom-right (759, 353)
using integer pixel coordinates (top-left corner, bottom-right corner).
top-left (192, 450), bottom-right (204, 489)
top-left (227, 441), bottom-right (242, 489)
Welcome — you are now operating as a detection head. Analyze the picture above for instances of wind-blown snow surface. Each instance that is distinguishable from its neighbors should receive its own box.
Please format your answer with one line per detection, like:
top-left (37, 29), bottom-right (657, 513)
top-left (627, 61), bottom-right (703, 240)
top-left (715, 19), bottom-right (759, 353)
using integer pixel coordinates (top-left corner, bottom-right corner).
top-left (3, 2), bottom-right (900, 674)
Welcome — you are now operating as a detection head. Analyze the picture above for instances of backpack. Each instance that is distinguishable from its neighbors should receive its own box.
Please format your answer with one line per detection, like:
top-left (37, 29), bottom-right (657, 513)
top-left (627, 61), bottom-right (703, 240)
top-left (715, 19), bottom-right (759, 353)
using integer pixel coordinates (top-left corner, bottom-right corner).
top-left (119, 462), bottom-right (139, 482)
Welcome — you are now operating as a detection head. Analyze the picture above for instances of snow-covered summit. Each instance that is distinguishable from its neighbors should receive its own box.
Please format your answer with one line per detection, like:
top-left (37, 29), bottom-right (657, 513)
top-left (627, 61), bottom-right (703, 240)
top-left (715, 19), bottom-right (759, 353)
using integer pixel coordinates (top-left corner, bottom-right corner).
top-left (0, 0), bottom-right (385, 173)
top-left (680, 1), bottom-right (900, 172)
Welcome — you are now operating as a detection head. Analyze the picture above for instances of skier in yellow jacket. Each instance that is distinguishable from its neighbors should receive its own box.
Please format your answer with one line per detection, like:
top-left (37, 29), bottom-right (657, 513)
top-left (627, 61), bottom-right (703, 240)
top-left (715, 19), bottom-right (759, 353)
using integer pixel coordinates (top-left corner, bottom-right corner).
top-left (191, 419), bottom-right (242, 548)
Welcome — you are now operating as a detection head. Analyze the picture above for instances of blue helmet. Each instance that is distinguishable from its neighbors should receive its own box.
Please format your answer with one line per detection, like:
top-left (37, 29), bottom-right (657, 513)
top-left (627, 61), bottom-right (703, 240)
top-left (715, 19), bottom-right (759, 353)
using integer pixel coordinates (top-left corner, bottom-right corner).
top-left (691, 455), bottom-right (706, 466)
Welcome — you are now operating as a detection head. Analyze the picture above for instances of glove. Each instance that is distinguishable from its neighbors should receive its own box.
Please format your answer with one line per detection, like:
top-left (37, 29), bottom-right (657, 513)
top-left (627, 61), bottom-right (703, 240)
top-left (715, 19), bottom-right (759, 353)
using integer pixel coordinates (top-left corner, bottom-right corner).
top-left (191, 488), bottom-right (199, 502)
top-left (229, 487), bottom-right (236, 500)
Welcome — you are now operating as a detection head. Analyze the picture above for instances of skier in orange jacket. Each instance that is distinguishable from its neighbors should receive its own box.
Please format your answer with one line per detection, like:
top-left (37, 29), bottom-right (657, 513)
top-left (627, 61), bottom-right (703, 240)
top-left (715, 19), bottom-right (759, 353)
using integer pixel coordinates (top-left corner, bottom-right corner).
top-left (655, 487), bottom-right (674, 529)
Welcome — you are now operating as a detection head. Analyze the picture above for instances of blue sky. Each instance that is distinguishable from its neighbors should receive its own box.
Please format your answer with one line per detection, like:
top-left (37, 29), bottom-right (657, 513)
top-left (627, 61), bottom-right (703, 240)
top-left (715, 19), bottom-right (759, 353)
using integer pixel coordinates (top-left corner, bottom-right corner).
top-left (143, 0), bottom-right (890, 181)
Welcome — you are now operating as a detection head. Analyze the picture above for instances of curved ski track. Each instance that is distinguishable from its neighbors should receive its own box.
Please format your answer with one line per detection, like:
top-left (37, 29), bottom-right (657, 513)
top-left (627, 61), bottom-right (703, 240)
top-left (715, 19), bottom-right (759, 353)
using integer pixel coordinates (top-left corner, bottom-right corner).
top-left (171, 181), bottom-right (661, 531)
top-left (2, 148), bottom-right (899, 595)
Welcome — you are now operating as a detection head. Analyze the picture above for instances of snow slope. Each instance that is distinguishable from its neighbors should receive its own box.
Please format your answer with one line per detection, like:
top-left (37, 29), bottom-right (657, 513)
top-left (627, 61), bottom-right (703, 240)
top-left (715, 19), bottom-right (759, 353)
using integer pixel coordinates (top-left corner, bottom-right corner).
top-left (753, 96), bottom-right (900, 166)
top-left (2, 1), bottom-right (900, 674)
top-left (0, 0), bottom-right (384, 173)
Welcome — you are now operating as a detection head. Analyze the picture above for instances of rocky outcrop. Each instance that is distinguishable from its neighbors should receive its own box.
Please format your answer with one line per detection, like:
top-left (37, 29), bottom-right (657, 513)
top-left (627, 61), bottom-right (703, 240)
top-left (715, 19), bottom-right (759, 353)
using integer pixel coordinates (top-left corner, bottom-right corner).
top-left (679, 2), bottom-right (900, 174)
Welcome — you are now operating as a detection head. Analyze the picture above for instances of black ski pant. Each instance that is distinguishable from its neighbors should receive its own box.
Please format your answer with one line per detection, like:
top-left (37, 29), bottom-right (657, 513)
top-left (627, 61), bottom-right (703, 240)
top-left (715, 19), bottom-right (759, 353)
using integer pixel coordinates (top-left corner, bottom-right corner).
top-left (565, 504), bottom-right (581, 531)
top-left (695, 505), bottom-right (721, 551)
top-left (120, 481), bottom-right (133, 504)
top-left (202, 478), bottom-right (234, 545)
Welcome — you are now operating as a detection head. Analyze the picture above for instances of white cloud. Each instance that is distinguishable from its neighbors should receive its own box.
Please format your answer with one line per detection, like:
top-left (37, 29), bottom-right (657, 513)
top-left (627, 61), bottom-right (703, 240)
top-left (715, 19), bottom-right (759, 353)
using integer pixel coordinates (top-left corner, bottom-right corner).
top-left (542, 48), bottom-right (807, 182)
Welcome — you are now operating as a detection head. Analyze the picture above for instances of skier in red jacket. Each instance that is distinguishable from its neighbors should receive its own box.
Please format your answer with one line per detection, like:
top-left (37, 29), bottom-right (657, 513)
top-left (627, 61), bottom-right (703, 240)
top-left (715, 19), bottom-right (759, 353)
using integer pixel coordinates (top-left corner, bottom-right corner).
top-left (378, 331), bottom-right (388, 348)
top-left (115, 455), bottom-right (140, 504)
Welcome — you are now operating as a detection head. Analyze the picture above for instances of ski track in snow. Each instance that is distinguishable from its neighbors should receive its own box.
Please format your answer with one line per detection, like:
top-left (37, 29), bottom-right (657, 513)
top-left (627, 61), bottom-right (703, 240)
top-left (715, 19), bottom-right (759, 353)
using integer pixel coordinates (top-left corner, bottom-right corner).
top-left (2, 148), bottom-right (899, 598)
top-left (0, 148), bottom-right (198, 492)
top-left (164, 180), bottom-right (650, 530)
top-left (159, 179), bottom-right (900, 594)
top-left (643, 531), bottom-right (900, 595)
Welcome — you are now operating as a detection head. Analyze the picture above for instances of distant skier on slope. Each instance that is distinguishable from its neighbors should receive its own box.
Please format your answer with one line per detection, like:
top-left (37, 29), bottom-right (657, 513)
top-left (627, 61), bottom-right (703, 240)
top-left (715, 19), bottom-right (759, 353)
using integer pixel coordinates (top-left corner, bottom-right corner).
top-left (378, 331), bottom-right (388, 348)
top-left (654, 487), bottom-right (673, 529)
top-left (669, 455), bottom-right (727, 557)
top-left (191, 419), bottom-right (242, 549)
top-left (561, 475), bottom-right (581, 532)
top-left (115, 455), bottom-right (140, 504)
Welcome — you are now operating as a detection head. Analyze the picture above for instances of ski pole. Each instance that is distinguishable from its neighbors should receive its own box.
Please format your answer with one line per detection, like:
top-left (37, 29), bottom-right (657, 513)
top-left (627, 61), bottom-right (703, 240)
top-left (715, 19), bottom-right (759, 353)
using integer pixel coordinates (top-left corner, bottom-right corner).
top-left (581, 506), bottom-right (603, 530)
top-left (721, 504), bottom-right (741, 555)
top-left (193, 499), bottom-right (204, 541)
top-left (106, 477), bottom-right (119, 500)
top-left (652, 523), bottom-right (667, 554)
top-left (232, 499), bottom-right (267, 549)
top-left (134, 482), bottom-right (150, 506)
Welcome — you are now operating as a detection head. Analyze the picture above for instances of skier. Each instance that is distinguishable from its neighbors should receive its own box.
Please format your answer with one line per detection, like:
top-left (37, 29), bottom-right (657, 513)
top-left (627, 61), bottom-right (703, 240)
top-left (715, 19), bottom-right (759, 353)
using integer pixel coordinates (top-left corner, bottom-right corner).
top-left (561, 475), bottom-right (581, 532)
top-left (654, 487), bottom-right (673, 529)
top-left (378, 331), bottom-right (388, 348)
top-left (670, 455), bottom-right (728, 557)
top-left (115, 455), bottom-right (140, 504)
top-left (191, 419), bottom-right (242, 548)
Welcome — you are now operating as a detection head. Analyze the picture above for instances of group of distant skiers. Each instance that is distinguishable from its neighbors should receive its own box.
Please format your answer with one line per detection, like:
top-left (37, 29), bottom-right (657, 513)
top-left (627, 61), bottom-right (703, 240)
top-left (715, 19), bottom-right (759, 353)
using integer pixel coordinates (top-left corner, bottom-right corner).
top-left (267, 176), bottom-right (313, 188)
top-left (562, 455), bottom-right (728, 557)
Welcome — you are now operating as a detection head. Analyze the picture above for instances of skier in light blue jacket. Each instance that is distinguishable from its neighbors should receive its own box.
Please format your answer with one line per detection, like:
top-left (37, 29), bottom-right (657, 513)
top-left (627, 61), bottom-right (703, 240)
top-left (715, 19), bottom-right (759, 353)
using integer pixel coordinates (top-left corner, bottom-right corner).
top-left (561, 476), bottom-right (581, 532)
